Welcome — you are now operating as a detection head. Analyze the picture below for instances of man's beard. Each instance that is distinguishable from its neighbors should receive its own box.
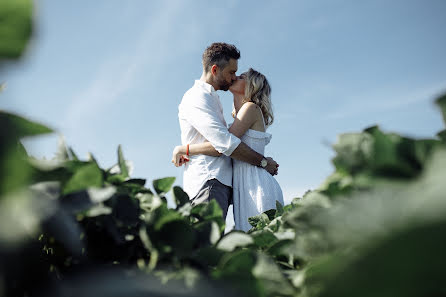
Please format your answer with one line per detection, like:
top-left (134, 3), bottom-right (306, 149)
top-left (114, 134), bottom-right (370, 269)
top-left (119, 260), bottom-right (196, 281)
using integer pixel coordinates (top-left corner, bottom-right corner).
top-left (217, 78), bottom-right (232, 91)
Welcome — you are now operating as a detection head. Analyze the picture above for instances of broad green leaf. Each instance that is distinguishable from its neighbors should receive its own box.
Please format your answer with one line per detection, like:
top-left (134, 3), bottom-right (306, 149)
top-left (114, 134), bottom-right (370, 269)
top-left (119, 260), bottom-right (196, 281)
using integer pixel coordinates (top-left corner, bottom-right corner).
top-left (313, 220), bottom-right (446, 297)
top-left (117, 144), bottom-right (129, 177)
top-left (190, 200), bottom-right (224, 231)
top-left (213, 250), bottom-right (262, 297)
top-left (192, 246), bottom-right (225, 267)
top-left (193, 221), bottom-right (221, 247)
top-left (0, 0), bottom-right (33, 59)
top-left (216, 231), bottom-right (254, 251)
top-left (332, 131), bottom-right (374, 175)
top-left (0, 111), bottom-right (53, 141)
top-left (275, 200), bottom-right (284, 218)
top-left (248, 213), bottom-right (270, 230)
top-left (158, 220), bottom-right (196, 256)
top-left (437, 129), bottom-right (446, 142)
top-left (173, 186), bottom-right (189, 207)
top-left (111, 195), bottom-right (140, 226)
top-left (0, 149), bottom-right (32, 196)
top-left (63, 163), bottom-right (103, 195)
top-left (252, 253), bottom-right (295, 296)
top-left (153, 177), bottom-right (175, 195)
top-left (153, 206), bottom-right (183, 231)
top-left (435, 93), bottom-right (446, 126)
top-left (250, 230), bottom-right (279, 249)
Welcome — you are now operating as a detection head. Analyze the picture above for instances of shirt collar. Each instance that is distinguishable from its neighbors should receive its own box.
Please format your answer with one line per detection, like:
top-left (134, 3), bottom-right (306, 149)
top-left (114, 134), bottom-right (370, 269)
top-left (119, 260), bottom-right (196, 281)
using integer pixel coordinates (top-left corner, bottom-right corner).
top-left (194, 80), bottom-right (216, 94)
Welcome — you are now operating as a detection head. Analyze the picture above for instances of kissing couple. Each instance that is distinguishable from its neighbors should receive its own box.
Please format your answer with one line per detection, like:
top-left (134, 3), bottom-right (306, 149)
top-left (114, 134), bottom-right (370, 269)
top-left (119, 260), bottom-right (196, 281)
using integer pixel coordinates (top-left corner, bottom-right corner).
top-left (172, 42), bottom-right (283, 232)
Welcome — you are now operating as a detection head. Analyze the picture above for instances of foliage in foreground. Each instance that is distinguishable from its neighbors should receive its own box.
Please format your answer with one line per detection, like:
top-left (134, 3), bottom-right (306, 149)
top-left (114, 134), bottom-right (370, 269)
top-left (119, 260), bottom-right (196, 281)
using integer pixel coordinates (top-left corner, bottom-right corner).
top-left (2, 1), bottom-right (446, 296)
top-left (1, 94), bottom-right (446, 297)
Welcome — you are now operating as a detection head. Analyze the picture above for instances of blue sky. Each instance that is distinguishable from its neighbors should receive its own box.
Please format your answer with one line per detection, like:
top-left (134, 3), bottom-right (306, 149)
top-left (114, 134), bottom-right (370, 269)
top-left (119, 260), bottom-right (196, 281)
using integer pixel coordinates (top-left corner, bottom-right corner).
top-left (2, 0), bottom-right (446, 228)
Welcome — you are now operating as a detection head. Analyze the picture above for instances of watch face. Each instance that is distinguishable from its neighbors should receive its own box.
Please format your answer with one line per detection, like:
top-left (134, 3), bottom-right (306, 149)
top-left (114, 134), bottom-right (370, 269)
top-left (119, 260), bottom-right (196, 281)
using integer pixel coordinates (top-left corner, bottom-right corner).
top-left (261, 159), bottom-right (267, 167)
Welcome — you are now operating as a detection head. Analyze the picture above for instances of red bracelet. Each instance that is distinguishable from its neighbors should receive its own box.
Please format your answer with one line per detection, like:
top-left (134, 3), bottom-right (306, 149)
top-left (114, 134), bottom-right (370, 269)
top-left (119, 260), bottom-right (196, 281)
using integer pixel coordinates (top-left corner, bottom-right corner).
top-left (186, 144), bottom-right (190, 156)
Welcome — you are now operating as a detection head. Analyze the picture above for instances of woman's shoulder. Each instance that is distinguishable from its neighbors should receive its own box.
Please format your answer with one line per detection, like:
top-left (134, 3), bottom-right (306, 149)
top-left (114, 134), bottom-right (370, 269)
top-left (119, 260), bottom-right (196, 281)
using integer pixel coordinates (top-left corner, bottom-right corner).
top-left (240, 102), bottom-right (262, 117)
top-left (239, 102), bottom-right (265, 131)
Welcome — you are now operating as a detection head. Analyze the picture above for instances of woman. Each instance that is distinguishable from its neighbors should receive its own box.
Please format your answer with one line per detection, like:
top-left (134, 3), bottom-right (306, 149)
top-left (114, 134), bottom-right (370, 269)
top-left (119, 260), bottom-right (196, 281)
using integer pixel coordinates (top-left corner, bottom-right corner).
top-left (172, 68), bottom-right (283, 232)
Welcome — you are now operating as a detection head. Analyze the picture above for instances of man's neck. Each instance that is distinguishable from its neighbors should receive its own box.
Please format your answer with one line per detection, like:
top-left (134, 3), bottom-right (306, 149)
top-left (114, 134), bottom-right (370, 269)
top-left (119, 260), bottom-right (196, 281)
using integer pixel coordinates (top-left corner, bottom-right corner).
top-left (200, 72), bottom-right (219, 91)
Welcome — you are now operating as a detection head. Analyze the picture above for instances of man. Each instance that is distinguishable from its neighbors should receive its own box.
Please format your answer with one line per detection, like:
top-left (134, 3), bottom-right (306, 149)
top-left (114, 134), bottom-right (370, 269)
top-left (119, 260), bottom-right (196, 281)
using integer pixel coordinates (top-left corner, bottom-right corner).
top-left (176, 42), bottom-right (279, 219)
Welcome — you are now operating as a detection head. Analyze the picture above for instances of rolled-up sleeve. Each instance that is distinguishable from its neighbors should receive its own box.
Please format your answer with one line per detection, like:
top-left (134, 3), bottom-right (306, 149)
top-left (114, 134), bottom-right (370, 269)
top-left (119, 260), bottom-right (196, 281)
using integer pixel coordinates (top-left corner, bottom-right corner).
top-left (183, 94), bottom-right (241, 156)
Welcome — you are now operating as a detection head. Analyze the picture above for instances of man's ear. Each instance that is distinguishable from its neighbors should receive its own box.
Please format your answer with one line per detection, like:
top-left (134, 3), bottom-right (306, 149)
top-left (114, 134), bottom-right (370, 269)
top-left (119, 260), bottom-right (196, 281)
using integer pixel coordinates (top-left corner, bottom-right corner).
top-left (211, 64), bottom-right (218, 75)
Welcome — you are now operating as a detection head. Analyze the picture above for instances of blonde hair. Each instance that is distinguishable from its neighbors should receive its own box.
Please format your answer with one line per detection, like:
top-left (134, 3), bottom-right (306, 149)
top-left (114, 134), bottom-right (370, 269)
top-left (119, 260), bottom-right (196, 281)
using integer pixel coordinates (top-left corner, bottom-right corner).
top-left (242, 68), bottom-right (274, 126)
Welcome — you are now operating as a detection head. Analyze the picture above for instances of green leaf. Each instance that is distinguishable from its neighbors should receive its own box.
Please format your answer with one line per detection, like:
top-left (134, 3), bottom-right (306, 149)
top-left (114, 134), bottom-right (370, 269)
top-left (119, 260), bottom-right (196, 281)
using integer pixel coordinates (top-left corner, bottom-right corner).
top-left (63, 163), bottom-right (103, 195)
top-left (153, 206), bottom-right (183, 231)
top-left (217, 231), bottom-right (254, 251)
top-left (275, 200), bottom-right (284, 218)
top-left (250, 230), bottom-right (279, 249)
top-left (252, 253), bottom-right (295, 296)
top-left (68, 146), bottom-right (79, 161)
top-left (435, 92), bottom-right (446, 126)
top-left (193, 220), bottom-right (221, 246)
top-left (117, 145), bottom-right (129, 178)
top-left (173, 186), bottom-right (189, 207)
top-left (0, 111), bottom-right (53, 142)
top-left (158, 220), bottom-right (196, 257)
top-left (190, 200), bottom-right (225, 231)
top-left (153, 177), bottom-right (176, 195)
top-left (313, 220), bottom-right (446, 297)
top-left (332, 131), bottom-right (374, 175)
top-left (437, 129), bottom-right (446, 142)
top-left (0, 0), bottom-right (33, 60)
top-left (248, 213), bottom-right (270, 230)
top-left (213, 250), bottom-right (262, 297)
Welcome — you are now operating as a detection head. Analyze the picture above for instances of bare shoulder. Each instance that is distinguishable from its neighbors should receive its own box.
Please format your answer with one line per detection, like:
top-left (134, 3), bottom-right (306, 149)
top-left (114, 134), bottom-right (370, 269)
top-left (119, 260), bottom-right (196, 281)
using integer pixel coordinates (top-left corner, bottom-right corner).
top-left (238, 102), bottom-right (264, 130)
top-left (239, 102), bottom-right (260, 115)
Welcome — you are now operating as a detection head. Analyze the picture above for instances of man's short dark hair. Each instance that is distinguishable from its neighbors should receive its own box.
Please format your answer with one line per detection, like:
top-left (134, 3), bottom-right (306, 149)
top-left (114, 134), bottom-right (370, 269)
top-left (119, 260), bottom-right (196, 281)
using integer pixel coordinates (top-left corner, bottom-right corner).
top-left (202, 42), bottom-right (240, 73)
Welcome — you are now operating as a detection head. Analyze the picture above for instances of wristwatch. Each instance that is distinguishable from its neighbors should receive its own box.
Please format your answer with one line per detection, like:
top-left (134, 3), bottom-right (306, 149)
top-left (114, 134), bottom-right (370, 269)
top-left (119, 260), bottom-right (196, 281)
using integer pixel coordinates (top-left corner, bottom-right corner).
top-left (260, 157), bottom-right (268, 168)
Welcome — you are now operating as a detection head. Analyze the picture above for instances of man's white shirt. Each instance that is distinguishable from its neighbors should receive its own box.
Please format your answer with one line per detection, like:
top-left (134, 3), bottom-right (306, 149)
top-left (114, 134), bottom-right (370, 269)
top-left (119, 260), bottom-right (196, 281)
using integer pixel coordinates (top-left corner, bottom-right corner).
top-left (178, 80), bottom-right (241, 199)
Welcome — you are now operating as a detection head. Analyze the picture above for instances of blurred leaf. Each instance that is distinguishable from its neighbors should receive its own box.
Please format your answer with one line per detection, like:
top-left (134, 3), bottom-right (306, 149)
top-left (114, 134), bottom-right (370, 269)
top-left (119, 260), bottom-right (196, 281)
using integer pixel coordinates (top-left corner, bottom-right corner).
top-left (438, 129), bottom-right (446, 142)
top-left (250, 230), bottom-right (279, 249)
top-left (435, 92), bottom-right (446, 125)
top-left (332, 131), bottom-right (374, 175)
top-left (111, 195), bottom-right (140, 226)
top-left (190, 200), bottom-right (224, 231)
top-left (313, 220), bottom-right (446, 297)
top-left (68, 146), bottom-right (79, 161)
top-left (275, 200), bottom-right (284, 218)
top-left (153, 177), bottom-right (175, 195)
top-left (213, 250), bottom-right (262, 297)
top-left (252, 253), bottom-right (295, 296)
top-left (158, 220), bottom-right (196, 256)
top-left (152, 205), bottom-right (183, 231)
top-left (217, 231), bottom-right (254, 252)
top-left (248, 213), bottom-right (270, 230)
top-left (193, 220), bottom-right (221, 246)
top-left (117, 145), bottom-right (129, 178)
top-left (0, 0), bottom-right (33, 60)
top-left (63, 163), bottom-right (103, 195)
top-left (0, 149), bottom-right (32, 196)
top-left (0, 111), bottom-right (53, 142)
top-left (173, 186), bottom-right (189, 207)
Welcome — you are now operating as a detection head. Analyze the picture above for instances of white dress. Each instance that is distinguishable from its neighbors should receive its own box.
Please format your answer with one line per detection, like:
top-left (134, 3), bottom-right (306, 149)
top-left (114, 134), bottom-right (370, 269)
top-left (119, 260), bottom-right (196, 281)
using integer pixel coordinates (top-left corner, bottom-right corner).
top-left (232, 127), bottom-right (284, 232)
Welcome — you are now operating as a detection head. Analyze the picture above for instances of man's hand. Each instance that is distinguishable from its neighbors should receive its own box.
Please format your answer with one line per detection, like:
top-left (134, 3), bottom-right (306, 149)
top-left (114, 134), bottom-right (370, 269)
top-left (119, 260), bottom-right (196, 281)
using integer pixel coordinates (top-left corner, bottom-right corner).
top-left (171, 146), bottom-right (189, 167)
top-left (265, 157), bottom-right (279, 176)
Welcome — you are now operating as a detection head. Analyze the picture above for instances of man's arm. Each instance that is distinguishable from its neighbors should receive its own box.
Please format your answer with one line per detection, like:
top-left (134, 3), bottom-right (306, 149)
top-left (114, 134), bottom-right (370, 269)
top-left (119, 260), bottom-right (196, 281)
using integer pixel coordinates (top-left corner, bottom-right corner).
top-left (230, 142), bottom-right (278, 176)
top-left (182, 94), bottom-right (278, 175)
